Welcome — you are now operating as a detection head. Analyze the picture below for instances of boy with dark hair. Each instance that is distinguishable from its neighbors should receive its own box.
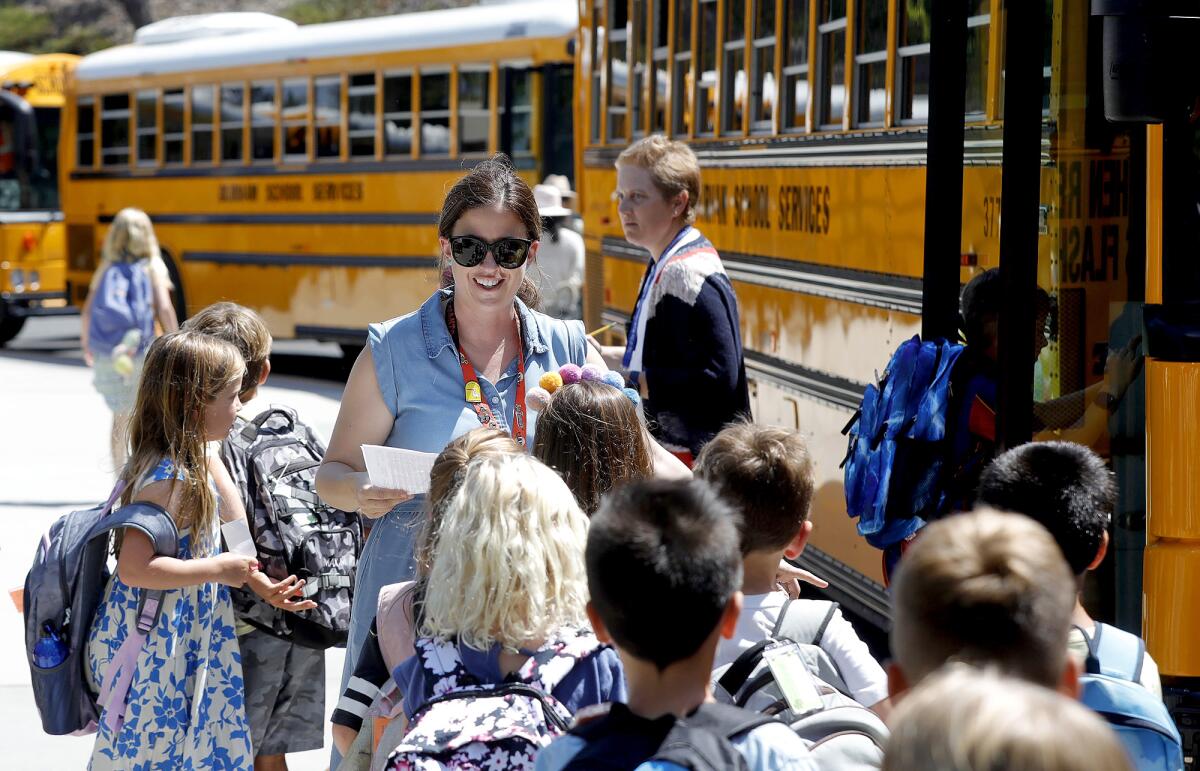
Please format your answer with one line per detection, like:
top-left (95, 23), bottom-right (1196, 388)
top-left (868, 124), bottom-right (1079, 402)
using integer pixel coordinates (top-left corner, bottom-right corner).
top-left (695, 423), bottom-right (888, 712)
top-left (887, 507), bottom-right (1080, 698)
top-left (185, 303), bottom-right (326, 771)
top-left (976, 441), bottom-right (1162, 697)
top-left (535, 479), bottom-right (814, 770)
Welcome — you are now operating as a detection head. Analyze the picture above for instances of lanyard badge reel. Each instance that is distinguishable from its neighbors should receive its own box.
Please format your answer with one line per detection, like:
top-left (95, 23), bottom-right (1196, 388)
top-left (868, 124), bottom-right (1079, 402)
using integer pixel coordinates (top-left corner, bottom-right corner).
top-left (761, 640), bottom-right (824, 716)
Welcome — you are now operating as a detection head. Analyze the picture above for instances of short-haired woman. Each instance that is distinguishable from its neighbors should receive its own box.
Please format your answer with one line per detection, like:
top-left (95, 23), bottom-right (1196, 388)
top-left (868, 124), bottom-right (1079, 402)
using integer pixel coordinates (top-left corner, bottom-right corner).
top-left (592, 135), bottom-right (750, 464)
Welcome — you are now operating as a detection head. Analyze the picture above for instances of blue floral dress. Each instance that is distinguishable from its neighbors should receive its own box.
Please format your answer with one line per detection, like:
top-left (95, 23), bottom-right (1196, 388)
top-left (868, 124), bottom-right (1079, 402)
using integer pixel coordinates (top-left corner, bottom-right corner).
top-left (87, 459), bottom-right (253, 770)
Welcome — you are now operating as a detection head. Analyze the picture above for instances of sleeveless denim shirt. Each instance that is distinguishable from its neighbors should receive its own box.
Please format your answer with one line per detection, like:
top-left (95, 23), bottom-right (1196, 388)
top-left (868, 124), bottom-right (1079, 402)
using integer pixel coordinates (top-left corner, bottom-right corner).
top-left (337, 288), bottom-right (588, 714)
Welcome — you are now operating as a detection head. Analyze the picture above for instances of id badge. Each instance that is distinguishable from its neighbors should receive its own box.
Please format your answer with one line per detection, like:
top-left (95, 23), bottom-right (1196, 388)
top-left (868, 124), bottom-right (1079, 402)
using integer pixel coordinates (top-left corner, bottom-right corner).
top-left (762, 640), bottom-right (823, 715)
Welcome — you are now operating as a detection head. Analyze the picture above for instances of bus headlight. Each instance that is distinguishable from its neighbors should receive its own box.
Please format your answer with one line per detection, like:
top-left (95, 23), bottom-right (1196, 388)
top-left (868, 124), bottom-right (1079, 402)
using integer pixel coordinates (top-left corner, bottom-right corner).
top-left (10, 269), bottom-right (24, 292)
top-left (28, 270), bottom-right (39, 290)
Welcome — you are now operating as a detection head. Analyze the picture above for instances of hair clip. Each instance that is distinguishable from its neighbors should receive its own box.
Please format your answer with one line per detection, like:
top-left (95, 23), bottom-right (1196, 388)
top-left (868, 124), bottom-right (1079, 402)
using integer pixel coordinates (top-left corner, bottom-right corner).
top-left (528, 363), bottom-right (640, 412)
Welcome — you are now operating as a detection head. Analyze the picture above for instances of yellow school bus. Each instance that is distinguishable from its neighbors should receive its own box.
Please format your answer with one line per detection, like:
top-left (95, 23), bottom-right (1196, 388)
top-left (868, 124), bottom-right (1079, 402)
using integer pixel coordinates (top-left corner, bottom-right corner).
top-left (579, 0), bottom-right (1145, 643)
top-left (0, 52), bottom-right (78, 344)
top-left (61, 2), bottom-right (576, 344)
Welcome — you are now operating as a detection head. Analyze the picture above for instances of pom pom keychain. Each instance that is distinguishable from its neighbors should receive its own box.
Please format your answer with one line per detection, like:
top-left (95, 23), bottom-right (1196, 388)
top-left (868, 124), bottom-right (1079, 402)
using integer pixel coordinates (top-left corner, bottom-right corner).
top-left (539, 372), bottom-right (564, 393)
top-left (622, 387), bottom-right (641, 406)
top-left (559, 363), bottom-right (582, 385)
top-left (580, 364), bottom-right (605, 382)
top-left (526, 387), bottom-right (552, 412)
top-left (602, 371), bottom-right (625, 389)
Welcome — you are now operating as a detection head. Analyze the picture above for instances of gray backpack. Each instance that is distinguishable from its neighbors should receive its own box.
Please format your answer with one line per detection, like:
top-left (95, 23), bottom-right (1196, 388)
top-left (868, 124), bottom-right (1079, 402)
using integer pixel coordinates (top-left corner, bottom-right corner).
top-left (222, 405), bottom-right (362, 649)
top-left (24, 486), bottom-right (178, 735)
top-left (712, 600), bottom-right (887, 770)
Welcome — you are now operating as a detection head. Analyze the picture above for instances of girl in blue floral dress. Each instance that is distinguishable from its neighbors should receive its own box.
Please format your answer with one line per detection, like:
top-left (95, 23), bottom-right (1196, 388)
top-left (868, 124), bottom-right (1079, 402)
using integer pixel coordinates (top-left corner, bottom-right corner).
top-left (87, 330), bottom-right (261, 770)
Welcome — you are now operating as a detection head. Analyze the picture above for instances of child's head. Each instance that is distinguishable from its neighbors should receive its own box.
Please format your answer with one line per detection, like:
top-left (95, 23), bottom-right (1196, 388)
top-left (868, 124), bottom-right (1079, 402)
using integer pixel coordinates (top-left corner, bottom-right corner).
top-left (182, 302), bottom-right (273, 402)
top-left (694, 422), bottom-right (815, 557)
top-left (977, 441), bottom-right (1114, 578)
top-left (124, 329), bottom-right (245, 548)
top-left (420, 454), bottom-right (589, 651)
top-left (883, 664), bottom-right (1131, 771)
top-left (416, 427), bottom-right (523, 576)
top-left (102, 207), bottom-right (161, 263)
top-left (890, 508), bottom-right (1076, 692)
top-left (587, 478), bottom-right (743, 671)
top-left (532, 380), bottom-right (653, 515)
top-left (960, 268), bottom-right (1052, 360)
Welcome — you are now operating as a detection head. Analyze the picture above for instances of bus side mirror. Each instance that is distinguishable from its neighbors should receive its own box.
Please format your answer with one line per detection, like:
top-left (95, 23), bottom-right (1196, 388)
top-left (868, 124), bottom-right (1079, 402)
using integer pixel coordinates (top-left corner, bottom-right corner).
top-left (1092, 0), bottom-right (1200, 123)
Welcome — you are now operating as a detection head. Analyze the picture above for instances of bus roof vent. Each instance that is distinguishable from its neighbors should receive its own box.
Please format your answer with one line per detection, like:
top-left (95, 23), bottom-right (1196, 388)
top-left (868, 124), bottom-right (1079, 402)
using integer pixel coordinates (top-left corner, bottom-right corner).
top-left (133, 13), bottom-right (298, 46)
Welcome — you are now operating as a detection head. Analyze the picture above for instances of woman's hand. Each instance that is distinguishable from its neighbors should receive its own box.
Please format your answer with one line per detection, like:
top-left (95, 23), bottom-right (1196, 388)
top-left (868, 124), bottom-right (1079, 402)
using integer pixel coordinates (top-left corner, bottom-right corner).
top-left (211, 553), bottom-right (258, 587)
top-left (247, 571), bottom-right (318, 612)
top-left (775, 559), bottom-right (829, 599)
top-left (353, 473), bottom-right (413, 518)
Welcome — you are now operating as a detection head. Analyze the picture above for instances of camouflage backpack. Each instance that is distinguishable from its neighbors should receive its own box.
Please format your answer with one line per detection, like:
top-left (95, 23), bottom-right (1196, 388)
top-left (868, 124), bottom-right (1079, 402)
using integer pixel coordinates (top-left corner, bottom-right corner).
top-left (222, 405), bottom-right (363, 649)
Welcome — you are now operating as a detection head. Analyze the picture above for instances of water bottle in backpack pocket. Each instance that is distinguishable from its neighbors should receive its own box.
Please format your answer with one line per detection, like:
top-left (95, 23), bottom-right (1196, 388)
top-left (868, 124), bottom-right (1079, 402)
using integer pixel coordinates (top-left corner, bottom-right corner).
top-left (222, 405), bottom-right (362, 649)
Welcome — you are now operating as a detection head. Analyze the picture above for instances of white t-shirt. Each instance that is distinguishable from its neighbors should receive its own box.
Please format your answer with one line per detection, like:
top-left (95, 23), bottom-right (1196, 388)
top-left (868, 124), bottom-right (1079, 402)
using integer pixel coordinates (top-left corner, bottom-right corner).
top-left (1068, 624), bottom-right (1163, 700)
top-left (714, 591), bottom-right (889, 707)
top-left (533, 226), bottom-right (584, 318)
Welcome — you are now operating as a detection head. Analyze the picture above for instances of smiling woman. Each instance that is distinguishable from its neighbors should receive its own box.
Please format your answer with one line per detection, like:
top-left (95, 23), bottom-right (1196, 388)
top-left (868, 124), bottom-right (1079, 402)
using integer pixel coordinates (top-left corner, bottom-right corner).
top-left (314, 156), bottom-right (603, 761)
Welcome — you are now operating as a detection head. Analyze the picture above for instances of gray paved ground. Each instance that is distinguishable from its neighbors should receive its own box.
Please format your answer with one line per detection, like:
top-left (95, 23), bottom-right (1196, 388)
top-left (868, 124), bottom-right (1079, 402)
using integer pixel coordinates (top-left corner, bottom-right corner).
top-left (0, 316), bottom-right (350, 770)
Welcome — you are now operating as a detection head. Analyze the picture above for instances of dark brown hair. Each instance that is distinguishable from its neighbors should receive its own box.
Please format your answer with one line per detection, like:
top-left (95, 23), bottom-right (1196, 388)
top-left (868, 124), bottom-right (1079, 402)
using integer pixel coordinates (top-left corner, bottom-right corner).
top-left (532, 380), bottom-right (653, 515)
top-left (437, 155), bottom-right (542, 309)
top-left (694, 422), bottom-right (815, 555)
top-left (182, 302), bottom-right (271, 401)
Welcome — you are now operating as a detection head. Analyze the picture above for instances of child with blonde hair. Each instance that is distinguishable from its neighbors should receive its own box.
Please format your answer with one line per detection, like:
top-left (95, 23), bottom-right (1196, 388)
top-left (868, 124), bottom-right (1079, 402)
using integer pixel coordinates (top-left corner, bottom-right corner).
top-left (87, 330), bottom-right (257, 768)
top-left (80, 208), bottom-right (179, 471)
top-left (382, 454), bottom-right (626, 768)
top-left (883, 665), bottom-right (1131, 771)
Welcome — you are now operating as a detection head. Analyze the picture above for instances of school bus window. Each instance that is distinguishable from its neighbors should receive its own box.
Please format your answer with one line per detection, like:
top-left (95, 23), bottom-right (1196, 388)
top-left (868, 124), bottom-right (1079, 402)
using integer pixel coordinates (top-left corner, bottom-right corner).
top-left (420, 70), bottom-right (451, 157)
top-left (589, 0), bottom-right (603, 143)
top-left (607, 0), bottom-right (629, 142)
top-left (100, 94), bottom-right (131, 167)
top-left (135, 90), bottom-right (156, 167)
top-left (459, 68), bottom-right (490, 155)
top-left (250, 81), bottom-right (276, 162)
top-left (721, 0), bottom-right (747, 135)
top-left (499, 67), bottom-right (533, 156)
top-left (696, 0), bottom-right (717, 135)
top-left (781, 0), bottom-right (810, 131)
top-left (220, 84), bottom-right (246, 163)
top-left (314, 76), bottom-right (341, 160)
top-left (750, 0), bottom-right (776, 133)
top-left (895, 0), bottom-right (930, 124)
top-left (671, 0), bottom-right (693, 136)
top-left (163, 88), bottom-right (185, 164)
top-left (348, 73), bottom-right (377, 157)
top-left (383, 71), bottom-right (413, 156)
top-left (77, 97), bottom-right (95, 168)
top-left (650, 0), bottom-right (669, 133)
top-left (281, 78), bottom-right (309, 161)
top-left (816, 0), bottom-right (847, 128)
top-left (964, 2), bottom-right (989, 117)
top-left (191, 85), bottom-right (214, 164)
top-left (631, 0), bottom-right (648, 137)
top-left (854, 0), bottom-right (887, 126)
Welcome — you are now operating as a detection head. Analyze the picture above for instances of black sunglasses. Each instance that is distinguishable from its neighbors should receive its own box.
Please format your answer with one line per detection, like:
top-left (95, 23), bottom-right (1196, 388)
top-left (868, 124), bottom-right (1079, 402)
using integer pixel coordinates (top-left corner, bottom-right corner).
top-left (449, 235), bottom-right (534, 270)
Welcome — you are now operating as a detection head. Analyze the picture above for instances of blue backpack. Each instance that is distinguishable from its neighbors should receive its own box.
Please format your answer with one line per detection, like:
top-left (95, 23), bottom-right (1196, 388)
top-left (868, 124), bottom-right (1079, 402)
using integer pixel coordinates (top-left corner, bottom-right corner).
top-left (87, 260), bottom-right (155, 356)
top-left (23, 483), bottom-right (178, 735)
top-left (842, 336), bottom-right (964, 549)
top-left (1077, 624), bottom-right (1184, 771)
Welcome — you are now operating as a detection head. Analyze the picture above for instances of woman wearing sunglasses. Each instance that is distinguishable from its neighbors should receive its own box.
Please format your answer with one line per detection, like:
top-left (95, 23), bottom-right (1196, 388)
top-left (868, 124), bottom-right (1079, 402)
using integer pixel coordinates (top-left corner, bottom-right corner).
top-left (315, 157), bottom-right (611, 764)
top-left (590, 135), bottom-right (751, 466)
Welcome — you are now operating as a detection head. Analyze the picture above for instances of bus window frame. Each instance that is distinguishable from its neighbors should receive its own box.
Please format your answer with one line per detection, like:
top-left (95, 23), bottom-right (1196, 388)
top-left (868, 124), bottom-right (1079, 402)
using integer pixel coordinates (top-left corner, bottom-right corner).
top-left (780, 0), bottom-right (813, 134)
top-left (418, 67), bottom-right (452, 158)
top-left (134, 89), bottom-right (157, 168)
top-left (650, 0), bottom-right (670, 134)
top-left (590, 0), bottom-right (604, 144)
top-left (499, 63), bottom-right (536, 158)
top-left (249, 79), bottom-right (278, 165)
top-left (382, 69), bottom-right (415, 159)
top-left (749, 0), bottom-right (778, 134)
top-left (964, 10), bottom-right (990, 121)
top-left (815, 1), bottom-right (848, 131)
top-left (694, 0), bottom-right (719, 137)
top-left (348, 72), bottom-right (377, 160)
top-left (457, 64), bottom-right (492, 157)
top-left (313, 74), bottom-right (343, 162)
top-left (219, 81), bottom-right (247, 166)
top-left (721, 0), bottom-right (749, 136)
top-left (852, 0), bottom-right (886, 128)
top-left (607, 0), bottom-right (631, 144)
top-left (77, 96), bottom-right (96, 169)
top-left (162, 87), bottom-right (186, 166)
top-left (632, 0), bottom-right (648, 137)
top-left (190, 84), bottom-right (216, 165)
top-left (671, 0), bottom-right (695, 138)
top-left (279, 76), bottom-right (311, 165)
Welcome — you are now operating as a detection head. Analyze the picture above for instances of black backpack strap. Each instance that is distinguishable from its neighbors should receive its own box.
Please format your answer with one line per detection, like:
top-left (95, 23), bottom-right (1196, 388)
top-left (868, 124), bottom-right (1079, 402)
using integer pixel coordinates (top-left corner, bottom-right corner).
top-left (652, 703), bottom-right (778, 771)
top-left (717, 639), bottom-right (771, 698)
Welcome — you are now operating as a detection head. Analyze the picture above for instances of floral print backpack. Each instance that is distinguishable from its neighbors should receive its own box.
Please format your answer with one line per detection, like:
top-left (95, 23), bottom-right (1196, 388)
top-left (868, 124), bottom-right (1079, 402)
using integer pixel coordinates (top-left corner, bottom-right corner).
top-left (384, 629), bottom-right (603, 771)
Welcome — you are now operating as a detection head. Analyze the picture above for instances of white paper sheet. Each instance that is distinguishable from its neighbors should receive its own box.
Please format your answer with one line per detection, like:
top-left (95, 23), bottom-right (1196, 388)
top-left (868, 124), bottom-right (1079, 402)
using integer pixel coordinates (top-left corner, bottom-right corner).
top-left (220, 518), bottom-right (258, 557)
top-left (361, 444), bottom-right (437, 494)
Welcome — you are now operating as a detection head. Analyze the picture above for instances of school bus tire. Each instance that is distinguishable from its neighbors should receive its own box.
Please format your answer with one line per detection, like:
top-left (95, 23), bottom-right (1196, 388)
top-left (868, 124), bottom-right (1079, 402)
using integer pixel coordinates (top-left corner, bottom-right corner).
top-left (160, 248), bottom-right (187, 326)
top-left (0, 301), bottom-right (27, 346)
